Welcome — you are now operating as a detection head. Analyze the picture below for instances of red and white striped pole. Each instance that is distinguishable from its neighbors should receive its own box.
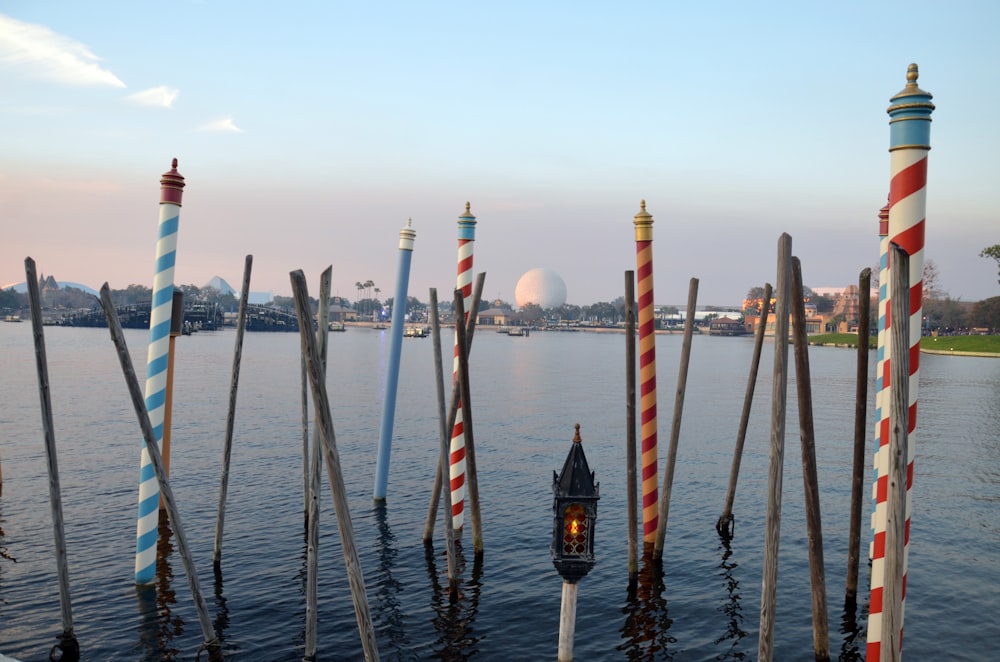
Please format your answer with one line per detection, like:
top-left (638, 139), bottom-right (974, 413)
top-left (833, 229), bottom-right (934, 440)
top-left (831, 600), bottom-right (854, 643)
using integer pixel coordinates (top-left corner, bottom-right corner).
top-left (867, 63), bottom-right (934, 661)
top-left (449, 202), bottom-right (477, 533)
top-left (633, 200), bottom-right (659, 545)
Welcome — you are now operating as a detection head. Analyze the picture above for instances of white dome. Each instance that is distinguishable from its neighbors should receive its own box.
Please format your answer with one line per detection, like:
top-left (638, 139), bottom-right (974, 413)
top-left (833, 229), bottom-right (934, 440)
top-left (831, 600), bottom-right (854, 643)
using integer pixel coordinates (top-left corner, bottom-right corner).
top-left (515, 268), bottom-right (567, 309)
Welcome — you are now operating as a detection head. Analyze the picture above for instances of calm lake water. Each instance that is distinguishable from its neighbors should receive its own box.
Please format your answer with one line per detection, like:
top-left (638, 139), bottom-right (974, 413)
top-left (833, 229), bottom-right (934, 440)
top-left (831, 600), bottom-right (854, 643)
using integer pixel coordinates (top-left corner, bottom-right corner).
top-left (1, 323), bottom-right (998, 660)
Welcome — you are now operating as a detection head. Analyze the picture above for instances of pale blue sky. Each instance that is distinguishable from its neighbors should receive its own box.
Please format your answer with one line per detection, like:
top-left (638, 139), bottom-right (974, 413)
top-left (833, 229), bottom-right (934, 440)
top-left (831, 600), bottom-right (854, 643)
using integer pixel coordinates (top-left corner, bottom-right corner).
top-left (3, 1), bottom-right (998, 306)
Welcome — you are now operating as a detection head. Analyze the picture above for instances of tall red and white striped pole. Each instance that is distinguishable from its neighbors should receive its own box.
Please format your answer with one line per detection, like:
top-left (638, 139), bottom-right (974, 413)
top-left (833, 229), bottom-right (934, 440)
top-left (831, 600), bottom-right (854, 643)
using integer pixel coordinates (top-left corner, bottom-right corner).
top-left (449, 202), bottom-right (477, 532)
top-left (633, 200), bottom-right (659, 545)
top-left (870, 200), bottom-right (889, 561)
top-left (867, 63), bottom-right (934, 661)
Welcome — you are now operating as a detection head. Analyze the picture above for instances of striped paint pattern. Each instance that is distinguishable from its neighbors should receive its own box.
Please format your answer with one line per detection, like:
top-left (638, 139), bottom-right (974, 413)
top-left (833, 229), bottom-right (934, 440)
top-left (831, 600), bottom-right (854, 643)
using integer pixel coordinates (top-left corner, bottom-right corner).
top-left (135, 161), bottom-right (184, 584)
top-left (449, 203), bottom-right (477, 532)
top-left (633, 201), bottom-right (658, 543)
top-left (867, 66), bottom-right (932, 661)
top-left (869, 203), bottom-right (889, 561)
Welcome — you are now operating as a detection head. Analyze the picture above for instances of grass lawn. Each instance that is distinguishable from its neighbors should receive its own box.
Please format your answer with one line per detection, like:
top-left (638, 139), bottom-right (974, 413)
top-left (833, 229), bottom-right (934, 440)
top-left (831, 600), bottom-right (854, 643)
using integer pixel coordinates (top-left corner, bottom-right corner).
top-left (807, 332), bottom-right (1000, 354)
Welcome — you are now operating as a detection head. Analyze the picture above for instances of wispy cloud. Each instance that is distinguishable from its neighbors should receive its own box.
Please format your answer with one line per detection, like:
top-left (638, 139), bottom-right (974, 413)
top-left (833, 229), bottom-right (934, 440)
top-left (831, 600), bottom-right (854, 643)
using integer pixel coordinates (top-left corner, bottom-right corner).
top-left (0, 14), bottom-right (125, 87)
top-left (198, 117), bottom-right (244, 133)
top-left (127, 85), bottom-right (179, 108)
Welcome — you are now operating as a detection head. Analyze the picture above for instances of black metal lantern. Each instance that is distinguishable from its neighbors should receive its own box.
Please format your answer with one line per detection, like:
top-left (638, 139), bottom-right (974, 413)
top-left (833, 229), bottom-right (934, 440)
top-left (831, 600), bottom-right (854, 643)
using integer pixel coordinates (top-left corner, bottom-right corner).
top-left (551, 424), bottom-right (600, 583)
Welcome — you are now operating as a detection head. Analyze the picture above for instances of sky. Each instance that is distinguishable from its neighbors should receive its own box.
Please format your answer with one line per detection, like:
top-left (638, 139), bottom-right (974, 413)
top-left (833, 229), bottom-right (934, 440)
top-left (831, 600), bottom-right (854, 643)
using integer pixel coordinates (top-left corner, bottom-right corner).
top-left (2, 1), bottom-right (999, 307)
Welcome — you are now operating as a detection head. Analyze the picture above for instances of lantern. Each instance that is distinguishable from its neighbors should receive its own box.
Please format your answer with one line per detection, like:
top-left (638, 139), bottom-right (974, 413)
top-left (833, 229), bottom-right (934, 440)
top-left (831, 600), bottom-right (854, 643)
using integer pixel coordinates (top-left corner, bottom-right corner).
top-left (551, 424), bottom-right (600, 583)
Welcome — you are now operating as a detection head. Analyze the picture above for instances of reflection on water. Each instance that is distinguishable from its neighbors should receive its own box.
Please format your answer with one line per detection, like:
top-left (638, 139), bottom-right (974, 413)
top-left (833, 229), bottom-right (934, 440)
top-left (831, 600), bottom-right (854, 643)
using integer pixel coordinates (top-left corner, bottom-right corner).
top-left (618, 555), bottom-right (676, 660)
top-left (423, 539), bottom-right (483, 660)
top-left (373, 503), bottom-right (408, 658)
top-left (212, 566), bottom-right (231, 655)
top-left (714, 538), bottom-right (749, 660)
top-left (136, 511), bottom-right (183, 661)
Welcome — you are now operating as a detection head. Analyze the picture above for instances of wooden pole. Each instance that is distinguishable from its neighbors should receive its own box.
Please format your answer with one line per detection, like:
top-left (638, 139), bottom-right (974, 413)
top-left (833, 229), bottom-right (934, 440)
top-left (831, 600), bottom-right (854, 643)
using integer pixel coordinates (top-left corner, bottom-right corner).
top-left (98, 284), bottom-right (221, 660)
top-left (624, 271), bottom-right (638, 580)
top-left (653, 277), bottom-right (699, 560)
top-left (758, 232), bottom-right (791, 662)
top-left (557, 580), bottom-right (578, 662)
top-left (453, 289), bottom-right (484, 557)
top-left (213, 254), bottom-right (253, 568)
top-left (304, 265), bottom-right (332, 661)
top-left (717, 282), bottom-right (773, 539)
top-left (301, 351), bottom-right (310, 522)
top-left (289, 270), bottom-right (379, 661)
top-left (424, 288), bottom-right (459, 597)
top-left (423, 273), bottom-right (485, 539)
top-left (881, 244), bottom-right (911, 660)
top-left (25, 257), bottom-right (80, 660)
top-left (159, 288), bottom-right (185, 511)
top-left (846, 268), bottom-right (872, 604)
top-left (790, 256), bottom-right (830, 661)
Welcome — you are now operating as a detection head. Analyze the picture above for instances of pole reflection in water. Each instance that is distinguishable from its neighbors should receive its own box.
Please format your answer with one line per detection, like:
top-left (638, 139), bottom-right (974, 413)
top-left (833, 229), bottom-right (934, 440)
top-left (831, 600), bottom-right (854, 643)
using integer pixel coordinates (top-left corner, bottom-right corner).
top-left (212, 567), bottom-right (231, 653)
top-left (423, 540), bottom-right (483, 660)
top-left (838, 596), bottom-right (865, 661)
top-left (618, 555), bottom-right (676, 659)
top-left (714, 539), bottom-right (749, 660)
top-left (373, 503), bottom-right (407, 657)
top-left (136, 511), bottom-right (182, 661)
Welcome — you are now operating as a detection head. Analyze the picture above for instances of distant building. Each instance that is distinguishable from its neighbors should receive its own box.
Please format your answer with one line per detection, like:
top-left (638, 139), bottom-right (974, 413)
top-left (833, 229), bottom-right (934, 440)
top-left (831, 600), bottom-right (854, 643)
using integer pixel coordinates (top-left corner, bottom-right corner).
top-left (477, 307), bottom-right (511, 326)
top-left (709, 316), bottom-right (747, 336)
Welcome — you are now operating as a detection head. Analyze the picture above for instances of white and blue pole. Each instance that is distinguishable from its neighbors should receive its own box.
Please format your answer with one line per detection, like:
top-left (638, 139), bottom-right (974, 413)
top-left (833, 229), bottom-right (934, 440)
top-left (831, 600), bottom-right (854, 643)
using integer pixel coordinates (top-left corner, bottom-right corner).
top-left (135, 158), bottom-right (185, 584)
top-left (374, 219), bottom-right (417, 500)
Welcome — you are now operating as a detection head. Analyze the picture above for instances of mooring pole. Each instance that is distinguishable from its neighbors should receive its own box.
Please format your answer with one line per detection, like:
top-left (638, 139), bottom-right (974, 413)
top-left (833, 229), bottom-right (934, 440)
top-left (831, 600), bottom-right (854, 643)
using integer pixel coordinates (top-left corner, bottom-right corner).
top-left (790, 256), bottom-right (830, 661)
top-left (654, 277), bottom-right (698, 560)
top-left (135, 159), bottom-right (185, 585)
top-left (374, 219), bottom-right (417, 501)
top-left (867, 64), bottom-right (934, 661)
top-left (846, 267), bottom-right (871, 604)
top-left (718, 282), bottom-right (772, 539)
top-left (624, 270), bottom-right (638, 580)
top-left (758, 232), bottom-right (792, 662)
top-left (159, 288), bottom-right (185, 512)
top-left (26, 257), bottom-right (80, 661)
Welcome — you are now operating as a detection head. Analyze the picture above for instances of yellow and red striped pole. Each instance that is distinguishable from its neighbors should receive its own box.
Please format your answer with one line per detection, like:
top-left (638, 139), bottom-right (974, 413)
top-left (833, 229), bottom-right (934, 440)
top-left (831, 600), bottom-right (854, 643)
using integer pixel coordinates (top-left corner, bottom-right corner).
top-left (867, 63), bottom-right (934, 661)
top-left (449, 202), bottom-right (477, 533)
top-left (633, 200), bottom-right (659, 545)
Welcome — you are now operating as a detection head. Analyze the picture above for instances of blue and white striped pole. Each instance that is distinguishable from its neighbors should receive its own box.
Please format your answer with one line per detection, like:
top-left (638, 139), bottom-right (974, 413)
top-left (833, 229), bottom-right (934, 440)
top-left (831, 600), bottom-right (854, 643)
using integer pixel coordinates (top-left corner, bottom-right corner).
top-left (373, 219), bottom-right (417, 500)
top-left (135, 158), bottom-right (185, 584)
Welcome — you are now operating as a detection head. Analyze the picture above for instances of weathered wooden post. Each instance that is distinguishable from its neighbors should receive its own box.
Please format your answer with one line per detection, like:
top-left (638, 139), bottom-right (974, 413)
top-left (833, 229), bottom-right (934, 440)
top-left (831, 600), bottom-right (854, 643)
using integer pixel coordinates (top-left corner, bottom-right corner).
top-left (551, 424), bottom-right (600, 662)
top-left (159, 288), bottom-right (185, 512)
top-left (846, 267), bottom-right (871, 604)
top-left (758, 232), bottom-right (792, 662)
top-left (25, 257), bottom-right (80, 661)
top-left (717, 282), bottom-right (773, 538)
top-left (99, 284), bottom-right (221, 660)
top-left (624, 271), bottom-right (638, 580)
top-left (790, 256), bottom-right (830, 661)
top-left (654, 277), bottom-right (698, 560)
top-left (453, 290), bottom-right (484, 556)
top-left (289, 270), bottom-right (379, 661)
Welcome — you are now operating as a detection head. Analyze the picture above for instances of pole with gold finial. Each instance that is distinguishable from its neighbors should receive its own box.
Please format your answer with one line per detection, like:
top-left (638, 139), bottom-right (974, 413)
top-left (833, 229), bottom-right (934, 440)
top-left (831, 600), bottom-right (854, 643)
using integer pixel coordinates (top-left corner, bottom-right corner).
top-left (633, 200), bottom-right (659, 547)
top-left (867, 63), bottom-right (934, 662)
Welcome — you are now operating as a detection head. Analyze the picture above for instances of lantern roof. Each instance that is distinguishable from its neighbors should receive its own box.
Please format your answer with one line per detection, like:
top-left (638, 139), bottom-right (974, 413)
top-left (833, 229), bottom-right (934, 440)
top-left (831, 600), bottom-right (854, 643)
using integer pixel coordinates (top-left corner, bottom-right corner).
top-left (554, 424), bottom-right (598, 499)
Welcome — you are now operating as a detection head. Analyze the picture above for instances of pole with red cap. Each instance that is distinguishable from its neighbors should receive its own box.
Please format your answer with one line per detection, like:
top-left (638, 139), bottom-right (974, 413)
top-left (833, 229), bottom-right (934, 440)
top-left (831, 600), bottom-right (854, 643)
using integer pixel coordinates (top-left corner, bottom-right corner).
top-left (134, 158), bottom-right (185, 585)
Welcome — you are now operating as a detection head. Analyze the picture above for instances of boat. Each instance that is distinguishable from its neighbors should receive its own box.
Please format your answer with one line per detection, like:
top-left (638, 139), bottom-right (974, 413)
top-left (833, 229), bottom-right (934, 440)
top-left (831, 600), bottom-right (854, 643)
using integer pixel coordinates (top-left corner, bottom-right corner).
top-left (507, 327), bottom-right (529, 337)
top-left (4, 315), bottom-right (22, 323)
top-left (404, 325), bottom-right (428, 338)
top-left (329, 321), bottom-right (346, 332)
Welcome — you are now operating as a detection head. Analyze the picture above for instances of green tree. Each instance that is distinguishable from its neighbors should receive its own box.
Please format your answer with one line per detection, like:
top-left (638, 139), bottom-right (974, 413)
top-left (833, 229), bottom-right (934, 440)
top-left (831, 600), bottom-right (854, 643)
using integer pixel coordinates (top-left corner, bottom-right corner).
top-left (969, 296), bottom-right (1000, 330)
top-left (980, 245), bottom-right (1000, 287)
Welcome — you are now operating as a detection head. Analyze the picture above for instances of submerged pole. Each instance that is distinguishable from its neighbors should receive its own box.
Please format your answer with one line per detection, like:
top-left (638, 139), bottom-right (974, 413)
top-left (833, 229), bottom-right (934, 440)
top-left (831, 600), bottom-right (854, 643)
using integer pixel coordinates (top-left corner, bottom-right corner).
top-left (718, 282), bottom-right (772, 538)
top-left (758, 232), bottom-right (791, 662)
top-left (374, 219), bottom-right (417, 501)
top-left (448, 202), bottom-right (479, 533)
top-left (867, 64), bottom-right (934, 662)
top-left (213, 255), bottom-right (253, 567)
top-left (99, 285), bottom-right (221, 659)
top-left (632, 200), bottom-right (659, 547)
top-left (135, 158), bottom-right (185, 585)
top-left (25, 257), bottom-right (80, 661)
top-left (653, 277), bottom-right (698, 560)
top-left (790, 256), bottom-right (830, 661)
top-left (846, 267), bottom-right (871, 604)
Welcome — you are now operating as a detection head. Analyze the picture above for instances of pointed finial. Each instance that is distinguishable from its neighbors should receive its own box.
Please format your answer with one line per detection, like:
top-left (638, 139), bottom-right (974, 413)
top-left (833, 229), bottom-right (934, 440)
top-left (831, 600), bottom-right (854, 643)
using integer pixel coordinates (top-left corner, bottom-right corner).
top-left (633, 199), bottom-right (653, 238)
top-left (906, 63), bottom-right (919, 87)
top-left (573, 423), bottom-right (582, 443)
top-left (160, 157), bottom-right (185, 205)
top-left (465, 201), bottom-right (471, 214)
top-left (640, 199), bottom-right (646, 212)
top-left (171, 157), bottom-right (178, 169)
top-left (407, 217), bottom-right (412, 227)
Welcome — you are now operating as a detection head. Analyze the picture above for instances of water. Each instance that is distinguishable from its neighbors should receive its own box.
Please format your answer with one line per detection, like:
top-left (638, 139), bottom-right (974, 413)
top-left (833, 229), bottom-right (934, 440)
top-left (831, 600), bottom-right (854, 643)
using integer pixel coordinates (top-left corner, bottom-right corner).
top-left (1, 324), bottom-right (998, 660)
